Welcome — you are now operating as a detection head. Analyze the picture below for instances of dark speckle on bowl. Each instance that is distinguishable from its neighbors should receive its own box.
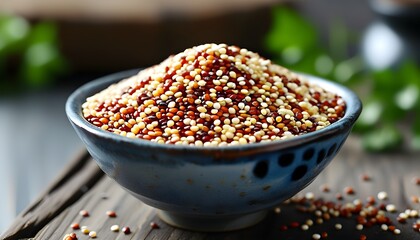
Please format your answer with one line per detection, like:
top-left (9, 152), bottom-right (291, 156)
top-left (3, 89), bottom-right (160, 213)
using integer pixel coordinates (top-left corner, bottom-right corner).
top-left (278, 153), bottom-right (295, 167)
top-left (317, 149), bottom-right (327, 164)
top-left (253, 160), bottom-right (269, 178)
top-left (291, 165), bottom-right (308, 181)
top-left (303, 148), bottom-right (315, 161)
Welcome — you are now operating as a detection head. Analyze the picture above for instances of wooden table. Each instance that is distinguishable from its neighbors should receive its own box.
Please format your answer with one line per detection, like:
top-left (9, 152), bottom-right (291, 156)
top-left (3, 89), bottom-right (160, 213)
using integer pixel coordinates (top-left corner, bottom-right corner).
top-left (2, 136), bottom-right (420, 240)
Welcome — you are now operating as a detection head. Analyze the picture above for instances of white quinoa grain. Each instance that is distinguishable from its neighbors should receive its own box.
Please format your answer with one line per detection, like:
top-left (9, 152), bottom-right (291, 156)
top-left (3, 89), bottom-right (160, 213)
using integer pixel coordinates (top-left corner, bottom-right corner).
top-left (378, 191), bottom-right (388, 200)
top-left (312, 233), bottom-right (321, 240)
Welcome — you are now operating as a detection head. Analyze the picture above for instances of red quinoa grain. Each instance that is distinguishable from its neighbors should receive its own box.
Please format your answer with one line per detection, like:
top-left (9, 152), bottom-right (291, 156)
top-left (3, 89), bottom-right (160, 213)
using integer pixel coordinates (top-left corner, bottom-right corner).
top-left (71, 223), bottom-right (80, 230)
top-left (122, 227), bottom-right (131, 234)
top-left (63, 233), bottom-right (77, 240)
top-left (82, 44), bottom-right (346, 146)
top-left (150, 222), bottom-right (160, 229)
top-left (320, 184), bottom-right (330, 193)
top-left (79, 210), bottom-right (89, 217)
top-left (361, 174), bottom-right (371, 182)
top-left (106, 210), bottom-right (117, 218)
top-left (344, 186), bottom-right (355, 195)
top-left (290, 221), bottom-right (300, 228)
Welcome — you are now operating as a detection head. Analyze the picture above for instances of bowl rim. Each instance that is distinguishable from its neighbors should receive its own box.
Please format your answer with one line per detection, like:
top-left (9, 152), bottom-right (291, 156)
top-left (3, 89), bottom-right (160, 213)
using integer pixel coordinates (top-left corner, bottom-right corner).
top-left (66, 69), bottom-right (362, 156)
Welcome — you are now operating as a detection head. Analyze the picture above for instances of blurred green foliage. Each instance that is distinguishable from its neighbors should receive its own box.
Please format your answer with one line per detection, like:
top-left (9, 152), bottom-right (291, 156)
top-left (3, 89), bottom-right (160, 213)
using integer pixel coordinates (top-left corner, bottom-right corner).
top-left (265, 7), bottom-right (420, 152)
top-left (0, 14), bottom-right (67, 94)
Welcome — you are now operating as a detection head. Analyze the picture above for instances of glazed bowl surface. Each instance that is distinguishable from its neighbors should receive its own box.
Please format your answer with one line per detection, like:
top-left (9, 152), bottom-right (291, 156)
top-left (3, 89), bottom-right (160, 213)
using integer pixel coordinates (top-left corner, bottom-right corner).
top-left (66, 69), bottom-right (362, 231)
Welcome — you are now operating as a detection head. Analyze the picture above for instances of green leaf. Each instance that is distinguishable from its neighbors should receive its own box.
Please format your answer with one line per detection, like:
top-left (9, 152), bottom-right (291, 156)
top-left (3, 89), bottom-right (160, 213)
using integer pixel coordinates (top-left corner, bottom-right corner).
top-left (0, 14), bottom-right (29, 54)
top-left (398, 61), bottom-right (420, 88)
top-left (394, 84), bottom-right (419, 111)
top-left (21, 42), bottom-right (67, 88)
top-left (357, 100), bottom-right (383, 127)
top-left (27, 21), bottom-right (58, 44)
top-left (362, 125), bottom-right (403, 152)
top-left (265, 7), bottom-right (318, 54)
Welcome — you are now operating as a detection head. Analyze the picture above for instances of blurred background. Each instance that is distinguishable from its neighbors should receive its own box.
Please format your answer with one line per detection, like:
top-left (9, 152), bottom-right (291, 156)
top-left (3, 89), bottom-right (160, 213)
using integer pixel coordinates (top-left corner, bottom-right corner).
top-left (1, 0), bottom-right (420, 233)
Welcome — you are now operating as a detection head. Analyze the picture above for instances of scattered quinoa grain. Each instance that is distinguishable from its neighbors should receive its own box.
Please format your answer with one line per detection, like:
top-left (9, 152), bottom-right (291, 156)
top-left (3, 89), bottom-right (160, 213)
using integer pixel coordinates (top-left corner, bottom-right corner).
top-left (361, 174), bottom-right (371, 181)
top-left (122, 226), bottom-right (131, 234)
top-left (410, 209), bottom-right (419, 217)
top-left (344, 186), bottom-right (355, 195)
top-left (413, 177), bottom-right (420, 185)
top-left (305, 192), bottom-right (315, 200)
top-left (81, 226), bottom-right (90, 235)
top-left (110, 225), bottom-right (120, 232)
top-left (377, 191), bottom-right (388, 200)
top-left (366, 196), bottom-right (376, 205)
top-left (63, 233), bottom-right (77, 240)
top-left (385, 204), bottom-right (396, 212)
top-left (79, 210), bottom-right (89, 217)
top-left (71, 223), bottom-right (80, 230)
top-left (88, 231), bottom-right (97, 238)
top-left (150, 221), bottom-right (160, 229)
top-left (320, 184), bottom-right (330, 192)
top-left (106, 210), bottom-right (117, 218)
top-left (413, 222), bottom-right (420, 231)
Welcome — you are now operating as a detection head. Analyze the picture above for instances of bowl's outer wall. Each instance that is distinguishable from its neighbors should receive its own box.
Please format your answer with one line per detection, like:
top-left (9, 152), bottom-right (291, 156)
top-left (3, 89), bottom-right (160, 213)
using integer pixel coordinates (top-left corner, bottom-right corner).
top-left (66, 69), bottom-right (361, 217)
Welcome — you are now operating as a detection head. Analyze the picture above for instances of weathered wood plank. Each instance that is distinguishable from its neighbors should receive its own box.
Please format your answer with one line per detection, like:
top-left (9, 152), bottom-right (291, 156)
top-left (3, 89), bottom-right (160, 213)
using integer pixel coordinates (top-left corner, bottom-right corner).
top-left (0, 151), bottom-right (104, 240)
top-left (4, 136), bottom-right (420, 239)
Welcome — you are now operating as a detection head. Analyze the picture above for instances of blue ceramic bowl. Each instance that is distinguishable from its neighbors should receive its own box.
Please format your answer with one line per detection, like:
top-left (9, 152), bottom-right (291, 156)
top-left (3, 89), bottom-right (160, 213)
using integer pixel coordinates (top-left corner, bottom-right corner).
top-left (66, 69), bottom-right (362, 231)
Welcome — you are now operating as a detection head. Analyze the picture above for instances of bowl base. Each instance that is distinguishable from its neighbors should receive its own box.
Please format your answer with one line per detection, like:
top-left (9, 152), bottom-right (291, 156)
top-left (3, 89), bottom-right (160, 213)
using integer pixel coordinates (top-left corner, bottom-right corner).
top-left (157, 210), bottom-right (267, 232)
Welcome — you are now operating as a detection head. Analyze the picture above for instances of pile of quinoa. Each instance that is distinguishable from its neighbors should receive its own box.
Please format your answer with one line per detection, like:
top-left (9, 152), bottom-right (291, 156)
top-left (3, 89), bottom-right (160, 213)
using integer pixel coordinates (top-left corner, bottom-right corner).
top-left (82, 43), bottom-right (345, 146)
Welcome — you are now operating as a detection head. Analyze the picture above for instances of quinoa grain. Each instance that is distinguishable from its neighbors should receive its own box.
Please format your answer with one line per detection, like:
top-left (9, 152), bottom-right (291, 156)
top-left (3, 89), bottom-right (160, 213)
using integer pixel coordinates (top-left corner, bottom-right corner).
top-left (83, 44), bottom-right (345, 146)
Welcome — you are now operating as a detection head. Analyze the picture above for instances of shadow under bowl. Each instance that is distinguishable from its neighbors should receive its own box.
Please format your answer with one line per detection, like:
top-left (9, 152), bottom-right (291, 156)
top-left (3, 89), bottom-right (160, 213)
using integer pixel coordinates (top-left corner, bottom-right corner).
top-left (66, 69), bottom-right (362, 232)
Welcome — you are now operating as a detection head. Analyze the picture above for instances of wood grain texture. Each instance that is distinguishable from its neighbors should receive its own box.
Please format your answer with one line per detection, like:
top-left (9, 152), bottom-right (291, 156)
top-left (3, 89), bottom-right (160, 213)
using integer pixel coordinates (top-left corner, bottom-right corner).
top-left (4, 136), bottom-right (420, 239)
top-left (0, 151), bottom-right (104, 240)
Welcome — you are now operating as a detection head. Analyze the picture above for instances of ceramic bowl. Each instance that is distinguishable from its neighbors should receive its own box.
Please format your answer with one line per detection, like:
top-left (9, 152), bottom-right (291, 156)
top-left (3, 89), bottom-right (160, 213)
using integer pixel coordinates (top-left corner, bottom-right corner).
top-left (66, 69), bottom-right (362, 232)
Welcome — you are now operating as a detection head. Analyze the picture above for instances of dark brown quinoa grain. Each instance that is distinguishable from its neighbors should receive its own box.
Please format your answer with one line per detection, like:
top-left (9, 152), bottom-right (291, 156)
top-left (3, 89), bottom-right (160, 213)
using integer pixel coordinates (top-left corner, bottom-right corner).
top-left (150, 222), bottom-right (160, 229)
top-left (83, 44), bottom-right (346, 146)
top-left (122, 227), bottom-right (131, 234)
top-left (79, 210), bottom-right (89, 217)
